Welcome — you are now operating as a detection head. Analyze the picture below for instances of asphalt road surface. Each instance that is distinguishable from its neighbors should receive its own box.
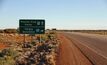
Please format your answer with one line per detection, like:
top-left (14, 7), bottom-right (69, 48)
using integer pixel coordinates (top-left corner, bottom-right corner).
top-left (56, 33), bottom-right (93, 65)
top-left (58, 32), bottom-right (107, 65)
top-left (59, 32), bottom-right (107, 65)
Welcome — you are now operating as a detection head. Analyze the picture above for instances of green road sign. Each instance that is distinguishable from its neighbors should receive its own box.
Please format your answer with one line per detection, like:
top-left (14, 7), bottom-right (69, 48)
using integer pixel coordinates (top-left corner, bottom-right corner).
top-left (19, 19), bottom-right (45, 34)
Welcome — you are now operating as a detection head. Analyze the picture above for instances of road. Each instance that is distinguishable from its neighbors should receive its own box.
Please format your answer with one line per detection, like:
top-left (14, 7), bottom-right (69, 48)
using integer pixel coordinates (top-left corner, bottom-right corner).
top-left (57, 32), bottom-right (107, 65)
top-left (56, 33), bottom-right (93, 65)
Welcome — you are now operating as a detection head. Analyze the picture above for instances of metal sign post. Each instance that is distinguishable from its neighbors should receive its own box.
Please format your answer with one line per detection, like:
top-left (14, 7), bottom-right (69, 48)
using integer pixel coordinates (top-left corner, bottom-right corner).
top-left (30, 34), bottom-right (35, 43)
top-left (39, 34), bottom-right (41, 43)
top-left (24, 34), bottom-right (26, 43)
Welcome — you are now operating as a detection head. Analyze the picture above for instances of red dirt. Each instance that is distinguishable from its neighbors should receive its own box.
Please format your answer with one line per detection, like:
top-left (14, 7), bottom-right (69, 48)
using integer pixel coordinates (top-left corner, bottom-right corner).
top-left (0, 34), bottom-right (33, 43)
top-left (56, 33), bottom-right (92, 65)
top-left (0, 44), bottom-right (8, 50)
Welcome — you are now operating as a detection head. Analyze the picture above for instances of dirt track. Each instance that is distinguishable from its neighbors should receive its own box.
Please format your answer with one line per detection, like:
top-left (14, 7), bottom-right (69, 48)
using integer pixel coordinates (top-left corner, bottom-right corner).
top-left (56, 33), bottom-right (92, 65)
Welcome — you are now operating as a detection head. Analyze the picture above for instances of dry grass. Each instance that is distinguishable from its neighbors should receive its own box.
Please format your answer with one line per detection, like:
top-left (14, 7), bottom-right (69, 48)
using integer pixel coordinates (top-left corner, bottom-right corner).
top-left (0, 32), bottom-right (59, 65)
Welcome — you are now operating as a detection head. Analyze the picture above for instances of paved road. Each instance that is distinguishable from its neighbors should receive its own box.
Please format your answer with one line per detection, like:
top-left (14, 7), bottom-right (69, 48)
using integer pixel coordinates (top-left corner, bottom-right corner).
top-left (63, 32), bottom-right (107, 65)
top-left (56, 33), bottom-right (93, 65)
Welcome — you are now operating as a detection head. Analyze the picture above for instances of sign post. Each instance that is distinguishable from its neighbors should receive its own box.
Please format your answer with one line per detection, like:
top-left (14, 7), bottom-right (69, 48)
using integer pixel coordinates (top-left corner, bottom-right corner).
top-left (19, 19), bottom-right (45, 43)
top-left (24, 34), bottom-right (25, 43)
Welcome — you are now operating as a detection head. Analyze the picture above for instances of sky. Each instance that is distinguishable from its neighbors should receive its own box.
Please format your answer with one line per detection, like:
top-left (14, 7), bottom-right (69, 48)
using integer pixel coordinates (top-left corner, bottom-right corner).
top-left (0, 0), bottom-right (107, 30)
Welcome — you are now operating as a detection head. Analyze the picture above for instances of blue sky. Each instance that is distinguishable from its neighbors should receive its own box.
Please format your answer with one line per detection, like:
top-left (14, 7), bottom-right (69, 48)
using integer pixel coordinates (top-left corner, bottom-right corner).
top-left (0, 0), bottom-right (107, 29)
